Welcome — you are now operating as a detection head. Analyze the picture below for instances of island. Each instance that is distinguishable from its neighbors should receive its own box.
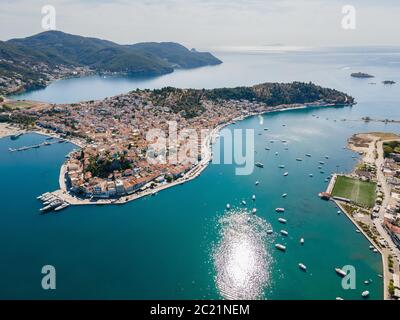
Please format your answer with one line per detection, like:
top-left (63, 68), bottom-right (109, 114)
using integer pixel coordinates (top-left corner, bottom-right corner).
top-left (0, 81), bottom-right (355, 210)
top-left (351, 72), bottom-right (375, 79)
top-left (0, 30), bottom-right (222, 95)
top-left (382, 80), bottom-right (396, 85)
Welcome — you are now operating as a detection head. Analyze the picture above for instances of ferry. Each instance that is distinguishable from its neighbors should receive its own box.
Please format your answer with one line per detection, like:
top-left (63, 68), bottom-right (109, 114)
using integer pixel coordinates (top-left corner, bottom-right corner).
top-left (280, 230), bottom-right (288, 236)
top-left (299, 263), bottom-right (307, 271)
top-left (275, 244), bottom-right (286, 251)
top-left (283, 172), bottom-right (289, 176)
top-left (361, 291), bottom-right (370, 298)
top-left (282, 193), bottom-right (287, 198)
top-left (278, 218), bottom-right (287, 224)
top-left (300, 238), bottom-right (305, 245)
top-left (252, 208), bottom-right (257, 214)
top-left (335, 268), bottom-right (347, 277)
top-left (255, 162), bottom-right (264, 168)
top-left (275, 208), bottom-right (285, 213)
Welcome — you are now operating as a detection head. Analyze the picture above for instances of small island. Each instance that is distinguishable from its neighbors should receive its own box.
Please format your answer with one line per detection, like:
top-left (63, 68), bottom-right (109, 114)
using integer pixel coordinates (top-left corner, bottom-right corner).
top-left (382, 80), bottom-right (396, 85)
top-left (351, 72), bottom-right (375, 79)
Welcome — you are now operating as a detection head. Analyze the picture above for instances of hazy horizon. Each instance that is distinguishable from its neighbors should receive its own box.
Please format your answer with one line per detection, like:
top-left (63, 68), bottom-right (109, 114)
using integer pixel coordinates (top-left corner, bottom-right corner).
top-left (1, 0), bottom-right (400, 50)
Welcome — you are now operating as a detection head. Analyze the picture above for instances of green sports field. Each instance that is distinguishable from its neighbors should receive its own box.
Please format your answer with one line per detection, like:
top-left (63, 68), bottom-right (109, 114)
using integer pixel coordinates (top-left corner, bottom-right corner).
top-left (331, 175), bottom-right (376, 208)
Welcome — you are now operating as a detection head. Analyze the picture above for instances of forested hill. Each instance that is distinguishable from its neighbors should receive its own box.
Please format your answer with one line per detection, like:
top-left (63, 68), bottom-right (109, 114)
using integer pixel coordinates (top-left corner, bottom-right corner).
top-left (0, 31), bottom-right (222, 95)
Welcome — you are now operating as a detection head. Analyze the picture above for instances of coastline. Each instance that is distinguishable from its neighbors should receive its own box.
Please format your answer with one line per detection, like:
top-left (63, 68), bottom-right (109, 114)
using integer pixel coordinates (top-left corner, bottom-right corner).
top-left (50, 101), bottom-right (351, 206)
top-left (326, 132), bottom-right (400, 300)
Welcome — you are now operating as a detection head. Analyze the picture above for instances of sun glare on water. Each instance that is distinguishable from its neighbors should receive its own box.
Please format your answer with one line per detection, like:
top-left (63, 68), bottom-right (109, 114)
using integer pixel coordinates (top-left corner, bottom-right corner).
top-left (213, 209), bottom-right (274, 300)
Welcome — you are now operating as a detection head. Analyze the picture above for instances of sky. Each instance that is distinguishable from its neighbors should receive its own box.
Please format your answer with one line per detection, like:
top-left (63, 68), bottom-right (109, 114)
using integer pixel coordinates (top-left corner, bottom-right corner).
top-left (1, 0), bottom-right (399, 49)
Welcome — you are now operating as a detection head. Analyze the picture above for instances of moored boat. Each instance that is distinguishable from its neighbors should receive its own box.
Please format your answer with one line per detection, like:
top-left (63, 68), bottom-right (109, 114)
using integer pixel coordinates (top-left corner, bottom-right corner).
top-left (335, 268), bottom-right (347, 277)
top-left (299, 263), bottom-right (307, 271)
top-left (275, 244), bottom-right (286, 251)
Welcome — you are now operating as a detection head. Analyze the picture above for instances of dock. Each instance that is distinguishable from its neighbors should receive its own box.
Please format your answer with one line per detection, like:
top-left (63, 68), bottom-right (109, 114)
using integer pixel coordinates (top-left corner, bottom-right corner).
top-left (8, 140), bottom-right (61, 152)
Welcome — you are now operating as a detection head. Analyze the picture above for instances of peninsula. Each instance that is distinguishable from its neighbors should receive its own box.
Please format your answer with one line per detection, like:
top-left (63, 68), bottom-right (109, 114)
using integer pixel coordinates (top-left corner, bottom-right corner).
top-left (0, 30), bottom-right (222, 95)
top-left (1, 82), bottom-right (354, 208)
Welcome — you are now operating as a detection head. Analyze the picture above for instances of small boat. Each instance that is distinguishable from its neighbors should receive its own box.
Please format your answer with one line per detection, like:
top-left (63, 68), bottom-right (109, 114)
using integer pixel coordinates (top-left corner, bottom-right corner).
top-left (255, 162), bottom-right (264, 168)
top-left (275, 244), bottom-right (286, 251)
top-left (296, 158), bottom-right (303, 161)
top-left (281, 140), bottom-right (287, 143)
top-left (325, 156), bottom-right (329, 159)
top-left (309, 174), bottom-right (313, 177)
top-left (267, 229), bottom-right (274, 235)
top-left (355, 229), bottom-right (361, 233)
top-left (319, 161), bottom-right (325, 165)
top-left (373, 248), bottom-right (378, 253)
top-left (255, 181), bottom-right (260, 186)
top-left (283, 172), bottom-right (289, 176)
top-left (364, 280), bottom-right (370, 285)
top-left (264, 128), bottom-right (269, 131)
top-left (282, 193), bottom-right (287, 198)
top-left (335, 268), bottom-right (347, 277)
top-left (299, 263), bottom-right (307, 271)
top-left (369, 245), bottom-right (374, 250)
top-left (270, 140), bottom-right (275, 143)
top-left (300, 238), bottom-right (305, 245)
top-left (306, 154), bottom-right (312, 157)
top-left (278, 218), bottom-right (287, 224)
top-left (337, 210), bottom-right (341, 214)
top-left (252, 195), bottom-right (256, 201)
top-left (279, 165), bottom-right (285, 169)
top-left (361, 291), bottom-right (370, 298)
top-left (265, 147), bottom-right (270, 151)
top-left (276, 208), bottom-right (285, 213)
top-left (280, 230), bottom-right (288, 236)
top-left (241, 200), bottom-right (247, 206)
top-left (252, 208), bottom-right (257, 214)
top-left (275, 152), bottom-right (279, 156)
top-left (226, 204), bottom-right (231, 210)
top-left (336, 297), bottom-right (344, 301)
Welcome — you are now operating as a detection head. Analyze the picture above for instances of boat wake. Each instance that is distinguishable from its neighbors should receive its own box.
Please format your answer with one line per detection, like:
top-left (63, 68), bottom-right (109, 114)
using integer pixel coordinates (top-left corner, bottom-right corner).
top-left (213, 209), bottom-right (274, 300)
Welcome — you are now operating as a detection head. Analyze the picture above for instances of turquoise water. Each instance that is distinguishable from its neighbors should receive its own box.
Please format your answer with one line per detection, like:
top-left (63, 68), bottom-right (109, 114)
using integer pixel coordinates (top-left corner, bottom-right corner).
top-left (2, 47), bottom-right (400, 299)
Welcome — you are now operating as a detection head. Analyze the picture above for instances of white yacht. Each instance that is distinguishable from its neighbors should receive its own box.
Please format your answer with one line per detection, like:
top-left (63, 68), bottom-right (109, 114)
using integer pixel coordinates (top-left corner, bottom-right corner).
top-left (255, 181), bottom-right (260, 186)
top-left (280, 230), bottom-right (288, 236)
top-left (276, 208), bottom-right (285, 213)
top-left (275, 244), bottom-right (286, 251)
top-left (284, 172), bottom-right (289, 176)
top-left (282, 193), bottom-right (288, 198)
top-left (300, 238), bottom-right (305, 245)
top-left (252, 195), bottom-right (256, 200)
top-left (361, 291), bottom-right (370, 298)
top-left (278, 218), bottom-right (287, 224)
top-left (335, 268), bottom-right (347, 277)
top-left (299, 263), bottom-right (307, 271)
top-left (279, 165), bottom-right (285, 169)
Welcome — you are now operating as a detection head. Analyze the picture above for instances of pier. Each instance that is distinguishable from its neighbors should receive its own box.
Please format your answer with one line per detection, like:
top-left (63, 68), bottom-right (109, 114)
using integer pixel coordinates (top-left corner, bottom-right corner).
top-left (8, 139), bottom-right (63, 152)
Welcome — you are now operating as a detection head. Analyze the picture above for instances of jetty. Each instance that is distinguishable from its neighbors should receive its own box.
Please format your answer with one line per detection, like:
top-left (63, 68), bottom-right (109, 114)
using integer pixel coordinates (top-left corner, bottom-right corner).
top-left (8, 140), bottom-right (61, 152)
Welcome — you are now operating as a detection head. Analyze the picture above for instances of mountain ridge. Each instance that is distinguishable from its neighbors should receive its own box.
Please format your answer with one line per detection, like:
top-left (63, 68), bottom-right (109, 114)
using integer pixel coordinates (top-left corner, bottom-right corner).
top-left (0, 30), bottom-right (222, 95)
